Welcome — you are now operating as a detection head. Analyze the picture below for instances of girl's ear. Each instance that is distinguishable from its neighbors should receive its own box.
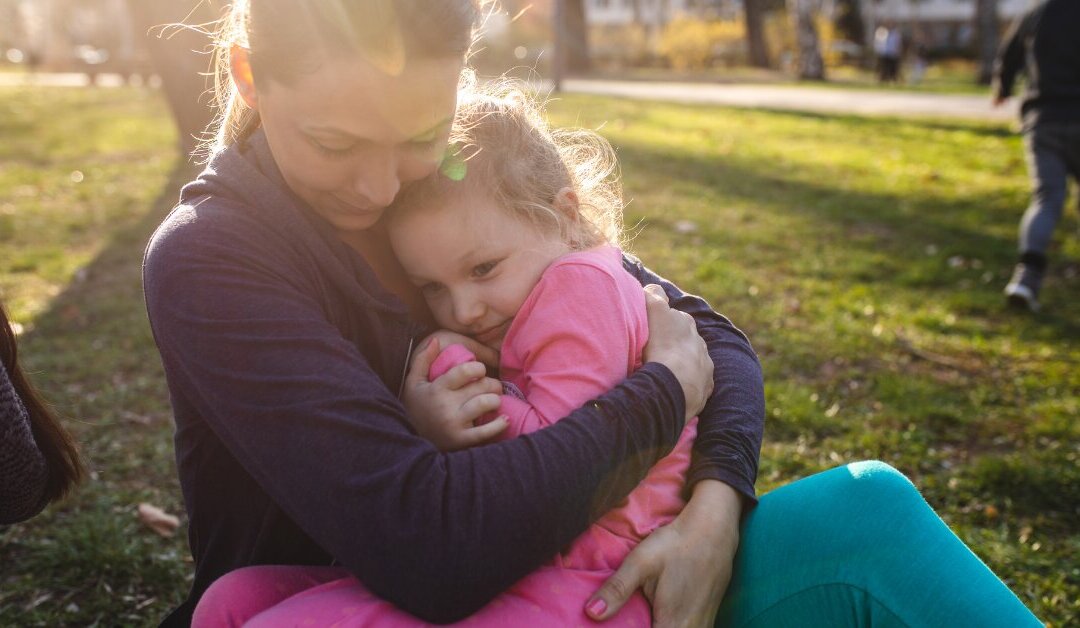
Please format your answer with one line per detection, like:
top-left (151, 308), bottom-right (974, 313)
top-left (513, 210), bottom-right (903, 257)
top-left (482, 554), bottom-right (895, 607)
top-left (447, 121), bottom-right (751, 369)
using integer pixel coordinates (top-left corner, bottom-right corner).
top-left (230, 45), bottom-right (259, 109)
top-left (553, 187), bottom-right (580, 218)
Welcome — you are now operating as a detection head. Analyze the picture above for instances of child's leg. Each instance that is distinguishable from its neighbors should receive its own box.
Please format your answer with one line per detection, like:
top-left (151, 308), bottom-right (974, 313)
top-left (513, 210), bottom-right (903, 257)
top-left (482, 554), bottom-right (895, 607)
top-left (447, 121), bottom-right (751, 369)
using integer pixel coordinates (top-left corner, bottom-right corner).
top-left (716, 461), bottom-right (1042, 628)
top-left (191, 564), bottom-right (350, 628)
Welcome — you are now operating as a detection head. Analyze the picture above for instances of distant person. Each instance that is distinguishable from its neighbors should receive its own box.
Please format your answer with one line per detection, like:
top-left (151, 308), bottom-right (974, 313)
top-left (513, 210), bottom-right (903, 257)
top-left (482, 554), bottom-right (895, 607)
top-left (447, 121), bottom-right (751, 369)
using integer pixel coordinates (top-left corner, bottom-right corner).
top-left (0, 302), bottom-right (84, 524)
top-left (993, 0), bottom-right (1080, 311)
top-left (874, 23), bottom-right (902, 83)
top-left (909, 38), bottom-right (929, 86)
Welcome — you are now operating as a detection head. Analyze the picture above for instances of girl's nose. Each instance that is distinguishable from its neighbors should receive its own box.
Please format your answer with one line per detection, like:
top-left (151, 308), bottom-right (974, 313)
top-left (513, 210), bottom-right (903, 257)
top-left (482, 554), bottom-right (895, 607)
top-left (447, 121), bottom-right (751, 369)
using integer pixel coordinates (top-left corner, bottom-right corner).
top-left (451, 290), bottom-right (484, 327)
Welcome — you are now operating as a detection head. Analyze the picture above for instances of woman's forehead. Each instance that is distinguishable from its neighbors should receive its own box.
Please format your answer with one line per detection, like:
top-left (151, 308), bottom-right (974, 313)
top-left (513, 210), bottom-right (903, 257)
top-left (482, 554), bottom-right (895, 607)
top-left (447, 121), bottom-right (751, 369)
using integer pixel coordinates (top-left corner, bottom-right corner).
top-left (267, 55), bottom-right (461, 142)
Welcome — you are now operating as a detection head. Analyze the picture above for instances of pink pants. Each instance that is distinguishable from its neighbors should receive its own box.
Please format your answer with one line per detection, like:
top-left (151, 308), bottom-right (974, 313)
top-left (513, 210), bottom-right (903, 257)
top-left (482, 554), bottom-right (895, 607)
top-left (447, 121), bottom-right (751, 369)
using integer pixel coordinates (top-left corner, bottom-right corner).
top-left (194, 563), bottom-right (649, 627)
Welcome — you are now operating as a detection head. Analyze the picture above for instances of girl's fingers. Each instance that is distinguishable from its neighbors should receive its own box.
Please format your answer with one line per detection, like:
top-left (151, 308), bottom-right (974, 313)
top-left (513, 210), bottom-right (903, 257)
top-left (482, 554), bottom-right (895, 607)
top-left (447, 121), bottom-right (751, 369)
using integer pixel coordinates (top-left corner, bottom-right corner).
top-left (460, 392), bottom-right (503, 422)
top-left (460, 416), bottom-right (509, 447)
top-left (435, 361), bottom-right (488, 390)
top-left (426, 330), bottom-right (501, 368)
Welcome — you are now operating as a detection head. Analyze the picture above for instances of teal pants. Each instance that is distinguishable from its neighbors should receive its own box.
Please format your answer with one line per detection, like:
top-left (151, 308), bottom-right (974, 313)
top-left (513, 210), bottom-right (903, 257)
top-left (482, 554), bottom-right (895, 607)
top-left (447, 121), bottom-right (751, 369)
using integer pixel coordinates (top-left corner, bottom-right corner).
top-left (715, 461), bottom-right (1042, 627)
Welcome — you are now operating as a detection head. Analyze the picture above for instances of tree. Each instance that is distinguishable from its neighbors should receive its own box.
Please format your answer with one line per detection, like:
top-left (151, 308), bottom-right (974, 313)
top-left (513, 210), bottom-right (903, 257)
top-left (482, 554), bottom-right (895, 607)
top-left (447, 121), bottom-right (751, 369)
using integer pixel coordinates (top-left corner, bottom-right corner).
top-left (975, 0), bottom-right (999, 85)
top-left (833, 0), bottom-right (864, 52)
top-left (787, 0), bottom-right (825, 80)
top-left (560, 0), bottom-right (590, 74)
top-left (124, 0), bottom-right (222, 156)
top-left (744, 0), bottom-right (771, 68)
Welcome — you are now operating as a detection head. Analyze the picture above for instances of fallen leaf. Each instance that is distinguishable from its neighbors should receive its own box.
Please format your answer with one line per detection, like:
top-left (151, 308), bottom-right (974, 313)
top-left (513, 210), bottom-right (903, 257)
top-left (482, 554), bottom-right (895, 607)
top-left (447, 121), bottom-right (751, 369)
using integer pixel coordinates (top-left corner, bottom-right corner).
top-left (137, 503), bottom-right (179, 538)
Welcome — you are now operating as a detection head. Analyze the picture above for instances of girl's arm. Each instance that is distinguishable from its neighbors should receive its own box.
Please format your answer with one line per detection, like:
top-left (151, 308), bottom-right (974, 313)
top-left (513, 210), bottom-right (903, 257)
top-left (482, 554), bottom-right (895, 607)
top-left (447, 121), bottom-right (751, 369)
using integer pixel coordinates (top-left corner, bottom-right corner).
top-left (144, 208), bottom-right (700, 623)
top-left (442, 255), bottom-right (649, 439)
top-left (0, 361), bottom-right (49, 524)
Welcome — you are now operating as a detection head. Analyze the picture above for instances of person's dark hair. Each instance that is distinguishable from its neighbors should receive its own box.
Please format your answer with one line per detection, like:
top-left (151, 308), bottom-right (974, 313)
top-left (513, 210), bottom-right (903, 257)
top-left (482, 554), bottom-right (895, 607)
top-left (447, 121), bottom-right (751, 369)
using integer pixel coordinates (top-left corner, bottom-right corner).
top-left (206, 0), bottom-right (486, 159)
top-left (0, 303), bottom-right (85, 502)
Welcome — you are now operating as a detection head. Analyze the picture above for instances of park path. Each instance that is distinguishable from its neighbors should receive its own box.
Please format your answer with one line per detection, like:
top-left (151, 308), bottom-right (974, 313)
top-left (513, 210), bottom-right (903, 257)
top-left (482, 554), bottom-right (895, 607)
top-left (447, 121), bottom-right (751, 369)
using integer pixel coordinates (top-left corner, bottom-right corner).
top-left (0, 71), bottom-right (1018, 121)
top-left (560, 78), bottom-right (1017, 121)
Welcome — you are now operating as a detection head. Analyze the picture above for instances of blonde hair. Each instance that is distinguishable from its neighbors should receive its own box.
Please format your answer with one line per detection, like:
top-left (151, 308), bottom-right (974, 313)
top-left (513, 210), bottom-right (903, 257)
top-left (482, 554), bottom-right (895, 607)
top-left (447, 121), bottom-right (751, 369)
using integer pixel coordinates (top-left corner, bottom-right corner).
top-left (203, 0), bottom-right (487, 161)
top-left (393, 80), bottom-right (625, 250)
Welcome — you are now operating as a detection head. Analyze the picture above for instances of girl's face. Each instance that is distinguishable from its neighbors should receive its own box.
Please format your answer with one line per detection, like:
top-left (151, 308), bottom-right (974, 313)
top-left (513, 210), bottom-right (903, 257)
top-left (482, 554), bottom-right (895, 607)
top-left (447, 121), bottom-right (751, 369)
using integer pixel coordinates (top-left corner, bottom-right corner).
top-left (245, 53), bottom-right (462, 232)
top-left (388, 190), bottom-right (571, 351)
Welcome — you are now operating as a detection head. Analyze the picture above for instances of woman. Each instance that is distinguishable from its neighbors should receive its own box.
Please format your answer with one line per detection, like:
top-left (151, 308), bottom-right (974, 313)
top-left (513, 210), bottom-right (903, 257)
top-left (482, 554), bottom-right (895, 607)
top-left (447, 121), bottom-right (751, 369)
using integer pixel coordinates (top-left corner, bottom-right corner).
top-left (143, 1), bottom-right (1040, 626)
top-left (145, 2), bottom-right (753, 625)
top-left (1, 301), bottom-right (84, 524)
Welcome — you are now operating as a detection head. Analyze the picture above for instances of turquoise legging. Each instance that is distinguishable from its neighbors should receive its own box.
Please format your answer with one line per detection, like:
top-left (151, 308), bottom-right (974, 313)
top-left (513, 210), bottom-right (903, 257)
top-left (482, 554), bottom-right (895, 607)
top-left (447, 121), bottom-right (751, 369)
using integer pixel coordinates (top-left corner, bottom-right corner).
top-left (715, 461), bottom-right (1042, 627)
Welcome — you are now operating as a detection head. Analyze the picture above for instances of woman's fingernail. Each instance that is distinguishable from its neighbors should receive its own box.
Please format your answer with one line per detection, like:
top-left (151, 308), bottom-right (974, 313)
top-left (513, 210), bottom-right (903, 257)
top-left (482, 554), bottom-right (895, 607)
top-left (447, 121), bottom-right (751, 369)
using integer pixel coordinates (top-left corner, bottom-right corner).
top-left (586, 598), bottom-right (607, 617)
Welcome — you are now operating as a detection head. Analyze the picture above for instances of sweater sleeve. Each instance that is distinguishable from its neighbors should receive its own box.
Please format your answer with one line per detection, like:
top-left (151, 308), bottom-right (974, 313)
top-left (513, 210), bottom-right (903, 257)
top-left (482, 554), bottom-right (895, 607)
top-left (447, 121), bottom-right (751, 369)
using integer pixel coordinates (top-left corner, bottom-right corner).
top-left (143, 210), bottom-right (687, 623)
top-left (622, 253), bottom-right (764, 505)
top-left (994, 8), bottom-right (1035, 100)
top-left (0, 360), bottom-right (50, 524)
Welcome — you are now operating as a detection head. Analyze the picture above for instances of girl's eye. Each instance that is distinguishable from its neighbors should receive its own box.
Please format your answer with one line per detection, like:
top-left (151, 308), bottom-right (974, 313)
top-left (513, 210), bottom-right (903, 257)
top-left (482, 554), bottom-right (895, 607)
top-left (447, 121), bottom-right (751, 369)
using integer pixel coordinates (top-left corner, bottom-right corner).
top-left (471, 260), bottom-right (499, 278)
top-left (421, 282), bottom-right (444, 295)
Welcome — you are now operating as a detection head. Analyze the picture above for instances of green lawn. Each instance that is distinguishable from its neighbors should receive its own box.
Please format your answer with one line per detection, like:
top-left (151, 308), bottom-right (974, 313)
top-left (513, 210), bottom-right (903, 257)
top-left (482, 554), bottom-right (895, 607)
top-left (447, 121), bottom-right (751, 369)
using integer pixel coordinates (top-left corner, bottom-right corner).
top-left (0, 85), bottom-right (1076, 626)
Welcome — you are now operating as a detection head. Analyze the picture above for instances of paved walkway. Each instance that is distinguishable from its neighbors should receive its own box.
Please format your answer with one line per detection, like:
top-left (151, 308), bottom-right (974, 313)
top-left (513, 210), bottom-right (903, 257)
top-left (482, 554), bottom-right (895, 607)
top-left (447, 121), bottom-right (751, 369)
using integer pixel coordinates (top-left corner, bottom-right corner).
top-left (0, 71), bottom-right (1018, 121)
top-left (560, 78), bottom-right (1016, 121)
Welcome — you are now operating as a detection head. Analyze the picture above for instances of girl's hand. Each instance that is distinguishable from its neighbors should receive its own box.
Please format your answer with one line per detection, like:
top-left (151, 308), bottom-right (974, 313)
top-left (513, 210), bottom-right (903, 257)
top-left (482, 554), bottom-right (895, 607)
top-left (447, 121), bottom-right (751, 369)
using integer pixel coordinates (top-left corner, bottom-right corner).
top-left (641, 285), bottom-right (714, 420)
top-left (586, 480), bottom-right (742, 627)
top-left (418, 329), bottom-right (501, 369)
top-left (402, 336), bottom-right (507, 451)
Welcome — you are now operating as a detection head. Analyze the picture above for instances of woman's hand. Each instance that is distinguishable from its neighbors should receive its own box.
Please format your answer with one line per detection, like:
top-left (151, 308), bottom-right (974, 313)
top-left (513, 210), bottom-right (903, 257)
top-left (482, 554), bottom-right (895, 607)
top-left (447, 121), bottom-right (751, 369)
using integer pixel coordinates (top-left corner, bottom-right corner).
top-left (402, 335), bottom-right (507, 451)
top-left (642, 285), bottom-right (714, 420)
top-left (586, 480), bottom-right (743, 627)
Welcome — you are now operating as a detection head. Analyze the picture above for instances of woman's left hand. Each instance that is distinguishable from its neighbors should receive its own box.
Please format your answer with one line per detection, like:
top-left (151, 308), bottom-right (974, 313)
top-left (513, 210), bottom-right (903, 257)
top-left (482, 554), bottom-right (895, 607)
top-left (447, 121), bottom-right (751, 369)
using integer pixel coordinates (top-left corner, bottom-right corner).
top-left (586, 480), bottom-right (743, 628)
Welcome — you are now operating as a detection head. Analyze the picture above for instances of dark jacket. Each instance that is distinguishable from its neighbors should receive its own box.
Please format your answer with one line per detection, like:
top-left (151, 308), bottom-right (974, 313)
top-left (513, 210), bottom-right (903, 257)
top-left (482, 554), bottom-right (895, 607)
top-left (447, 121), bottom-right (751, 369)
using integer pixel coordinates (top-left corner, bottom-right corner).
top-left (144, 130), bottom-right (764, 626)
top-left (994, 0), bottom-right (1080, 129)
top-left (0, 360), bottom-right (49, 524)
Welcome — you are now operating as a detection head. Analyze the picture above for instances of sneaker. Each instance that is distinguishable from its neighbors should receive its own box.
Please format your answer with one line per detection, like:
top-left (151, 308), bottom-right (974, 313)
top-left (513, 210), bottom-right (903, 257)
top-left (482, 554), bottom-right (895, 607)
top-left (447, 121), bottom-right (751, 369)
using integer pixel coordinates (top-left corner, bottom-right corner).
top-left (1004, 263), bottom-right (1043, 312)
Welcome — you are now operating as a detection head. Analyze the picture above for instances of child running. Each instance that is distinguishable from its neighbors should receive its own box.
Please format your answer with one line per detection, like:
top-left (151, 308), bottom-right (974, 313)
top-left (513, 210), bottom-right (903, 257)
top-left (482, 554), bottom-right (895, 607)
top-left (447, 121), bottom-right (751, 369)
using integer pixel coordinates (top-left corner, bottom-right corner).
top-left (192, 83), bottom-right (697, 627)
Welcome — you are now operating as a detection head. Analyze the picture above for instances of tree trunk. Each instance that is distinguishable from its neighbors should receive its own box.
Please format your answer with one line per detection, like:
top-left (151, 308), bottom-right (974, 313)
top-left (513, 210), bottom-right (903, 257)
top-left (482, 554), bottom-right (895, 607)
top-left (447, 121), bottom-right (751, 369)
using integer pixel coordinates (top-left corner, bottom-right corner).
top-left (744, 0), bottom-right (771, 68)
top-left (787, 0), bottom-right (825, 80)
top-left (975, 0), bottom-right (999, 85)
top-left (124, 0), bottom-right (222, 156)
top-left (562, 0), bottom-right (590, 74)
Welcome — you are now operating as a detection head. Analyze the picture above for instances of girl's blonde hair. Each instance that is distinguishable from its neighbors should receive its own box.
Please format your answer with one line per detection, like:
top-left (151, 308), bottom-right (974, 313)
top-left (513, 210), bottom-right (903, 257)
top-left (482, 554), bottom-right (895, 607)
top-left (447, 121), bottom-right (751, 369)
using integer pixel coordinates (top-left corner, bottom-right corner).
top-left (203, 0), bottom-right (486, 161)
top-left (393, 80), bottom-right (625, 250)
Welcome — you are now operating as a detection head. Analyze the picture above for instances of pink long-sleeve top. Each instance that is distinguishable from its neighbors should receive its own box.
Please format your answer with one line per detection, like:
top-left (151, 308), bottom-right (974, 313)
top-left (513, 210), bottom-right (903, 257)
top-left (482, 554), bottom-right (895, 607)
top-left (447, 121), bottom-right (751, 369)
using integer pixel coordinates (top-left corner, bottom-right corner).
top-left (430, 245), bottom-right (698, 626)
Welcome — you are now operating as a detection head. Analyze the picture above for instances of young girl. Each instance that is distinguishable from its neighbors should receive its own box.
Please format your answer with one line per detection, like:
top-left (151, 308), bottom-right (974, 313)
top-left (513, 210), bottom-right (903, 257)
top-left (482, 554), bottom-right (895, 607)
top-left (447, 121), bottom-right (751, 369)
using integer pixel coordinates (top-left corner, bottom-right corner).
top-left (193, 84), bottom-right (696, 627)
top-left (0, 301), bottom-right (84, 523)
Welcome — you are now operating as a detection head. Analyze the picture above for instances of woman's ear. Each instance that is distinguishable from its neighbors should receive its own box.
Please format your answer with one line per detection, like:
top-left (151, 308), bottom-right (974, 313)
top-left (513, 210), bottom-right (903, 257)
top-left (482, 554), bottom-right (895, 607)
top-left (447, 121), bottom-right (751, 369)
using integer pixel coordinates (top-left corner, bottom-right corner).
top-left (230, 45), bottom-right (259, 109)
top-left (554, 187), bottom-right (580, 218)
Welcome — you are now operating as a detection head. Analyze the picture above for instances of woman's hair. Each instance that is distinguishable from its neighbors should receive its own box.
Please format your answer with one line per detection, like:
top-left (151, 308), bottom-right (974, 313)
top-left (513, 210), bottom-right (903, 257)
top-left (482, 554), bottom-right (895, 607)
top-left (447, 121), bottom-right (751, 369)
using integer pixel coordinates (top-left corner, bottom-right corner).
top-left (204, 0), bottom-right (487, 160)
top-left (0, 304), bottom-right (85, 503)
top-left (392, 80), bottom-right (625, 250)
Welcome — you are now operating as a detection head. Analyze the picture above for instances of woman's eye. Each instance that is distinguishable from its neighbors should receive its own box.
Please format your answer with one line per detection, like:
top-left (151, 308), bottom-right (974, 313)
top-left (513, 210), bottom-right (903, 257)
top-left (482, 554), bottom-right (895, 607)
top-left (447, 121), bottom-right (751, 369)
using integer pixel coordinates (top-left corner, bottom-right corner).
top-left (310, 138), bottom-right (355, 157)
top-left (471, 261), bottom-right (499, 278)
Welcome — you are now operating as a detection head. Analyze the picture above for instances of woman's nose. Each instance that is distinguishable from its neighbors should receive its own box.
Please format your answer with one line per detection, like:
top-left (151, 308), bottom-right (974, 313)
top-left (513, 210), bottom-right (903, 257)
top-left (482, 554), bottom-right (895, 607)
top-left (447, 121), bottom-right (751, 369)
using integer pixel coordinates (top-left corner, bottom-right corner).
top-left (353, 151), bottom-right (402, 209)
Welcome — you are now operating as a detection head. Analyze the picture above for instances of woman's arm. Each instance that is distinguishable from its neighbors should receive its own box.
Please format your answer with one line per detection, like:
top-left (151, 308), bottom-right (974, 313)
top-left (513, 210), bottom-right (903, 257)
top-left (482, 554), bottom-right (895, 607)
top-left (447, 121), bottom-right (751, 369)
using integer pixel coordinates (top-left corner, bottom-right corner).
top-left (589, 254), bottom-right (763, 626)
top-left (0, 361), bottom-right (49, 524)
top-left (144, 209), bottom-right (706, 623)
top-left (622, 253), bottom-right (764, 504)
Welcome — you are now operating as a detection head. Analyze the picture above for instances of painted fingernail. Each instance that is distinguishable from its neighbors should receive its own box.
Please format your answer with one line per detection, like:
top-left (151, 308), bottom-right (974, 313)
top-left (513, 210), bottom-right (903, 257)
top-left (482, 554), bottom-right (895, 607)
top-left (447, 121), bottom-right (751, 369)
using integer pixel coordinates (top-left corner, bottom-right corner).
top-left (586, 598), bottom-right (607, 617)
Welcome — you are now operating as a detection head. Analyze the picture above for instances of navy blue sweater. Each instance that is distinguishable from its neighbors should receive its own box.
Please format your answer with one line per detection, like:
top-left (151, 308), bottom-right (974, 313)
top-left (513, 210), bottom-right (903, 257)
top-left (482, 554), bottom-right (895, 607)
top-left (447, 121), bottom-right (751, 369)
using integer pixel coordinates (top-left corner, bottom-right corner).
top-left (994, 0), bottom-right (1080, 129)
top-left (144, 131), bottom-right (764, 626)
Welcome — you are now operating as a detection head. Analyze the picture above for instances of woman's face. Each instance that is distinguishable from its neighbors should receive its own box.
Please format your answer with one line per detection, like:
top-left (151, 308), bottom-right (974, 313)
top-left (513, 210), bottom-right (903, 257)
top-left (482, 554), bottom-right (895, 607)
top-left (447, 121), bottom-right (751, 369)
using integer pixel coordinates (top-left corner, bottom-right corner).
top-left (251, 54), bottom-right (462, 232)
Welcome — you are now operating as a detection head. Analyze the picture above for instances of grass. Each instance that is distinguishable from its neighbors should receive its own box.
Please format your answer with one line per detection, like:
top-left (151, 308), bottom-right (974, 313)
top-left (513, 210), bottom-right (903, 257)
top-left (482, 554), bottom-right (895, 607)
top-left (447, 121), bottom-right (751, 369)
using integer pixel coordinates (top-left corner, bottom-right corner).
top-left (0, 85), bottom-right (1076, 626)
